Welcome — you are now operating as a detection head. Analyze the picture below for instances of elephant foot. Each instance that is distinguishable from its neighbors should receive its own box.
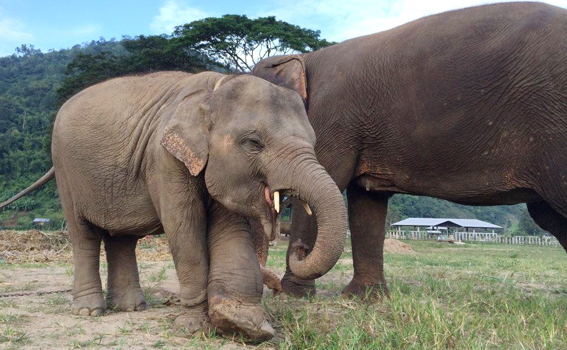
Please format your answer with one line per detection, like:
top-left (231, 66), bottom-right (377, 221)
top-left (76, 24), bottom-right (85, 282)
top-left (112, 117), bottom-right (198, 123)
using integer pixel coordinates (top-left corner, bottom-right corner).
top-left (209, 296), bottom-right (274, 342)
top-left (72, 293), bottom-right (106, 316)
top-left (107, 288), bottom-right (148, 312)
top-left (173, 302), bottom-right (213, 337)
top-left (261, 266), bottom-right (284, 295)
top-left (341, 278), bottom-right (389, 300)
top-left (281, 272), bottom-right (316, 297)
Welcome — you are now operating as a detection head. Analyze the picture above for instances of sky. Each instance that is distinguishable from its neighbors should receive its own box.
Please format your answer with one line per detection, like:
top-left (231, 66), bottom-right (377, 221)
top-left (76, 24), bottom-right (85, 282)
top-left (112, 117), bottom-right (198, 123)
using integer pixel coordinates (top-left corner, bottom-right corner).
top-left (1, 0), bottom-right (567, 57)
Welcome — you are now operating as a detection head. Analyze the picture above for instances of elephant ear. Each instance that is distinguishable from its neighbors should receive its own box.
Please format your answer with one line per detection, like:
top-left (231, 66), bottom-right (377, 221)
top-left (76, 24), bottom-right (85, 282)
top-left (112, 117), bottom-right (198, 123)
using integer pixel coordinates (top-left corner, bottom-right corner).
top-left (252, 55), bottom-right (307, 102)
top-left (160, 89), bottom-right (210, 176)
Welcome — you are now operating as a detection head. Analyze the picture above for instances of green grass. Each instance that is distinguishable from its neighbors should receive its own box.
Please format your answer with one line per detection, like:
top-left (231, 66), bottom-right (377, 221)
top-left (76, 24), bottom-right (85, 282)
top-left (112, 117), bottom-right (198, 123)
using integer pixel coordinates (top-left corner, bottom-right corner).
top-left (148, 266), bottom-right (168, 283)
top-left (65, 323), bottom-right (86, 337)
top-left (0, 313), bottom-right (28, 325)
top-left (0, 326), bottom-right (29, 349)
top-left (262, 240), bottom-right (567, 349)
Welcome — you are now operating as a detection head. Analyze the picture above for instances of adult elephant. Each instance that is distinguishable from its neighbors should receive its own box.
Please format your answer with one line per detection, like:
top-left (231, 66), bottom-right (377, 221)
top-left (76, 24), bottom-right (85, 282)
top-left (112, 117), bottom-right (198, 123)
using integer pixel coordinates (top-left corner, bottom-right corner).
top-left (0, 71), bottom-right (347, 340)
top-left (252, 2), bottom-right (567, 298)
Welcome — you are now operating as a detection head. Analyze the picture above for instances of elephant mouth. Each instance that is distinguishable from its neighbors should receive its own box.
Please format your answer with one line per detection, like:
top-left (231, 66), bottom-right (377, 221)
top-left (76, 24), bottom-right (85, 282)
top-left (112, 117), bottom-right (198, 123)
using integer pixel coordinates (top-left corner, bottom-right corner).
top-left (263, 186), bottom-right (290, 216)
top-left (263, 186), bottom-right (277, 213)
top-left (264, 186), bottom-right (312, 216)
top-left (261, 185), bottom-right (312, 241)
top-left (261, 185), bottom-right (279, 241)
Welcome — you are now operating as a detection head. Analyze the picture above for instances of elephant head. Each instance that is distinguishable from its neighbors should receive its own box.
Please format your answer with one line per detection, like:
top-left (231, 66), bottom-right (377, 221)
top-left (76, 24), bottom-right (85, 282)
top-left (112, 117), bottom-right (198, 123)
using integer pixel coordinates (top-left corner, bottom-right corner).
top-left (160, 73), bottom-right (347, 279)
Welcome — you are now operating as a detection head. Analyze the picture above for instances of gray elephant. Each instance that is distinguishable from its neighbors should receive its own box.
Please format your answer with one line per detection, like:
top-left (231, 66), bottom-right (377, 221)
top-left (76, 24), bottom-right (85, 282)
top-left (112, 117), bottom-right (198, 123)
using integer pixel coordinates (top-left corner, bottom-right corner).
top-left (1, 71), bottom-right (347, 340)
top-left (253, 2), bottom-right (567, 298)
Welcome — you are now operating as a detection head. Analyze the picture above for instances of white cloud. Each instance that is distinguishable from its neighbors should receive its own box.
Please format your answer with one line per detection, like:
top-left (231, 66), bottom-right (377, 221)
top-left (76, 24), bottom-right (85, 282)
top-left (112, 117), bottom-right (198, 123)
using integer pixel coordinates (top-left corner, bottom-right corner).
top-left (0, 10), bottom-right (33, 43)
top-left (0, 8), bottom-right (33, 56)
top-left (68, 24), bottom-right (102, 37)
top-left (151, 0), bottom-right (209, 34)
top-left (260, 0), bottom-right (567, 42)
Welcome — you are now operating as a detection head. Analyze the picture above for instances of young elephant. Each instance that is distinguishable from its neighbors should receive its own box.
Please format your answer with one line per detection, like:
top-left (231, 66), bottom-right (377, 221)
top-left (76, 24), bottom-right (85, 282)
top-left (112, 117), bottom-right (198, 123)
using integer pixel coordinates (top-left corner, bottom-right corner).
top-left (2, 72), bottom-right (347, 340)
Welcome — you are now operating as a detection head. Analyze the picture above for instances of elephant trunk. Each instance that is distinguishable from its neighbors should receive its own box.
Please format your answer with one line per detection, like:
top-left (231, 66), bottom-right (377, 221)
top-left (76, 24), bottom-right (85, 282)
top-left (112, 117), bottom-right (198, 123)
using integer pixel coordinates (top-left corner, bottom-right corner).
top-left (268, 151), bottom-right (347, 280)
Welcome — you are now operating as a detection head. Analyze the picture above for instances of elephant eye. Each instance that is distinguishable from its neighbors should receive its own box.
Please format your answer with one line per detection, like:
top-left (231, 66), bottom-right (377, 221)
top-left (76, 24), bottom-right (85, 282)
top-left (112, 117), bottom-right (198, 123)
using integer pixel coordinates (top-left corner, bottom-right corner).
top-left (240, 135), bottom-right (264, 153)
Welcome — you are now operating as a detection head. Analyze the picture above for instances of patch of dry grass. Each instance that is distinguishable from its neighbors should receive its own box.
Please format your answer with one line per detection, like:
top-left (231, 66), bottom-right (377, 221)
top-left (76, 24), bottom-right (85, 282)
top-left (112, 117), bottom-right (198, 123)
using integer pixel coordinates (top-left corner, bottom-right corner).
top-left (0, 230), bottom-right (172, 264)
top-left (0, 230), bottom-right (71, 263)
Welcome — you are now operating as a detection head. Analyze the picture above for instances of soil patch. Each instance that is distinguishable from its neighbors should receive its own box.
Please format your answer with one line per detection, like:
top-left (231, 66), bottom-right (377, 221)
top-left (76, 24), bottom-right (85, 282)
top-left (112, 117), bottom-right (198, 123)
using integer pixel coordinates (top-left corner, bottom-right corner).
top-left (384, 238), bottom-right (415, 254)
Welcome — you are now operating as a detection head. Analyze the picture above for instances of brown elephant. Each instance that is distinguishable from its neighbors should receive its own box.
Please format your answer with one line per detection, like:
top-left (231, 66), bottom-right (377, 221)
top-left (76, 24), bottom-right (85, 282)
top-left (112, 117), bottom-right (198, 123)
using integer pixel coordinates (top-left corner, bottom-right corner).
top-left (253, 2), bottom-right (567, 298)
top-left (0, 71), bottom-right (347, 340)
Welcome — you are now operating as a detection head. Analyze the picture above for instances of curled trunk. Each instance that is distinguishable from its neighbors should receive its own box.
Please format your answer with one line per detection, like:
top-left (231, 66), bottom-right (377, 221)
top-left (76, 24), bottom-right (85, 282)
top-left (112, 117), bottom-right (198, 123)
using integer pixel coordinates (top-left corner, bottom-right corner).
top-left (268, 154), bottom-right (347, 280)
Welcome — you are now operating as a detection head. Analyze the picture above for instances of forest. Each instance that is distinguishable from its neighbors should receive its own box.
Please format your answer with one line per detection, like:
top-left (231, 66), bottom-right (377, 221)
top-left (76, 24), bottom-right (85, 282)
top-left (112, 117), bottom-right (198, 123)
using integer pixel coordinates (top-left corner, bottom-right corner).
top-left (0, 15), bottom-right (541, 235)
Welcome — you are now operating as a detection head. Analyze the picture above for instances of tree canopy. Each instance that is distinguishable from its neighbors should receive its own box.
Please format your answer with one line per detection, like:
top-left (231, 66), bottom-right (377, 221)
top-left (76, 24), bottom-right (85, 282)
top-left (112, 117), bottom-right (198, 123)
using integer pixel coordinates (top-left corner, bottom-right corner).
top-left (174, 15), bottom-right (335, 72)
top-left (57, 35), bottom-right (214, 103)
top-left (57, 15), bottom-right (335, 102)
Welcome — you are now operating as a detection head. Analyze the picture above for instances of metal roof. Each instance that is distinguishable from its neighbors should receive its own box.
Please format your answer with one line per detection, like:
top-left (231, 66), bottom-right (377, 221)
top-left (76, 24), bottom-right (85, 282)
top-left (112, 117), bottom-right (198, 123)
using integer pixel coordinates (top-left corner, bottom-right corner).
top-left (391, 218), bottom-right (501, 229)
top-left (33, 218), bottom-right (50, 223)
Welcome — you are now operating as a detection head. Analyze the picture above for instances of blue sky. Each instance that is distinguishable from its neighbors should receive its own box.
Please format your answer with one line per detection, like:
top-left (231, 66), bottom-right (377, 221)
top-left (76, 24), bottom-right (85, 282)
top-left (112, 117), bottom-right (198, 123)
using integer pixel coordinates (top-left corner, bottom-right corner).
top-left (1, 0), bottom-right (567, 57)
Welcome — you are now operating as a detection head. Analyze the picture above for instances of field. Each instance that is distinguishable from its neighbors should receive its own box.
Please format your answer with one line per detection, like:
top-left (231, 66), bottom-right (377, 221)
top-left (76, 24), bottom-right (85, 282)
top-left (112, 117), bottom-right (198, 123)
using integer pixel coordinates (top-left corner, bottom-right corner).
top-left (0, 231), bottom-right (566, 349)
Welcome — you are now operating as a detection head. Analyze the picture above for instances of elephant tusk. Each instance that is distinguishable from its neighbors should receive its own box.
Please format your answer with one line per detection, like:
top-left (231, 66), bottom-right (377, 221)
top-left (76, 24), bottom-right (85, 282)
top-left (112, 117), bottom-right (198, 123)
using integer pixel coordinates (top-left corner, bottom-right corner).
top-left (274, 191), bottom-right (280, 213)
top-left (303, 202), bottom-right (313, 216)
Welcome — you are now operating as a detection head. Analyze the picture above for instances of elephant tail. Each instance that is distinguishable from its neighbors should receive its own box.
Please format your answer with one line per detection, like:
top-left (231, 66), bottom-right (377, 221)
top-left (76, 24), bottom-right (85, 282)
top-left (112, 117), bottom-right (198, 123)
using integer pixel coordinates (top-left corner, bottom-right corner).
top-left (0, 167), bottom-right (55, 209)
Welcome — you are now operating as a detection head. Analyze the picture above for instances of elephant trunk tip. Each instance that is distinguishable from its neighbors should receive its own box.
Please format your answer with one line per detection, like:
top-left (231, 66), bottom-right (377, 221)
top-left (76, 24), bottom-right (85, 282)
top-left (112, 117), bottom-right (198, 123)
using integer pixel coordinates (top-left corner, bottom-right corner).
top-left (289, 239), bottom-right (318, 277)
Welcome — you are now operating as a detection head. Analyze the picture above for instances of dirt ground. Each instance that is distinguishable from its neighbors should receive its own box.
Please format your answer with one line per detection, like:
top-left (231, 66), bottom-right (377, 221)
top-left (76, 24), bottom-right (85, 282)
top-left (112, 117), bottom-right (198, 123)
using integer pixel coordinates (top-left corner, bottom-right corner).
top-left (383, 238), bottom-right (415, 254)
top-left (0, 230), bottom-right (410, 349)
top-left (0, 231), bottom-right (259, 349)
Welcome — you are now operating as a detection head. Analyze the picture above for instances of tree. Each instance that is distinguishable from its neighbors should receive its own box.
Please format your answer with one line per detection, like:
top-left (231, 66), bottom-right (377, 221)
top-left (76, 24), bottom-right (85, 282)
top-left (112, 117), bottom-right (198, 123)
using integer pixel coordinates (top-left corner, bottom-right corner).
top-left (121, 35), bottom-right (214, 72)
top-left (57, 35), bottom-right (213, 103)
top-left (174, 15), bottom-right (335, 72)
top-left (57, 51), bottom-right (123, 101)
top-left (15, 44), bottom-right (42, 58)
top-left (517, 208), bottom-right (547, 236)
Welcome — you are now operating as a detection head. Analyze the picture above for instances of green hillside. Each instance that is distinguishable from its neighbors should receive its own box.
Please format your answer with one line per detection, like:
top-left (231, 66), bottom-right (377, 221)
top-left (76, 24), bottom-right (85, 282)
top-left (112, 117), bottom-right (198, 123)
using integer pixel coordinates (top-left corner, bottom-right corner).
top-left (0, 40), bottom-right (126, 229)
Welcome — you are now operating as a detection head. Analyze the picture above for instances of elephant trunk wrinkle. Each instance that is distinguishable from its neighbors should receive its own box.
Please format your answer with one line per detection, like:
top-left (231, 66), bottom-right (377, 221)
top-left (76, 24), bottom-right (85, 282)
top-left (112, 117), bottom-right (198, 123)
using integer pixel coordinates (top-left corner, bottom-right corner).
top-left (265, 154), bottom-right (347, 280)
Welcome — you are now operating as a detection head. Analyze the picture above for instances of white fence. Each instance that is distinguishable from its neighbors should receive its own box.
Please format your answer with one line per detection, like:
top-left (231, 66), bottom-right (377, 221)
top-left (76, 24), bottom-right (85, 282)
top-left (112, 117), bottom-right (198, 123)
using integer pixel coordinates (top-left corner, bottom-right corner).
top-left (386, 231), bottom-right (560, 246)
top-left (454, 232), bottom-right (498, 242)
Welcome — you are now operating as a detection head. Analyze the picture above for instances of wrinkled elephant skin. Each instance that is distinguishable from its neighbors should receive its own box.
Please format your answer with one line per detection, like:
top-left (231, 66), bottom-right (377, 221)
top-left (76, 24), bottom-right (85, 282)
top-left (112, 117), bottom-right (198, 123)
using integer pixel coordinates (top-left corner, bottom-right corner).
top-left (3, 71), bottom-right (348, 341)
top-left (253, 3), bottom-right (567, 298)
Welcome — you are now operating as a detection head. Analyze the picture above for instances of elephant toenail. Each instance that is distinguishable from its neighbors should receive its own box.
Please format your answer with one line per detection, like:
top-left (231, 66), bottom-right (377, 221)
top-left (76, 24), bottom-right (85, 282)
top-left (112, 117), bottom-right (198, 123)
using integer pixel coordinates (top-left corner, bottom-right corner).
top-left (78, 308), bottom-right (91, 316)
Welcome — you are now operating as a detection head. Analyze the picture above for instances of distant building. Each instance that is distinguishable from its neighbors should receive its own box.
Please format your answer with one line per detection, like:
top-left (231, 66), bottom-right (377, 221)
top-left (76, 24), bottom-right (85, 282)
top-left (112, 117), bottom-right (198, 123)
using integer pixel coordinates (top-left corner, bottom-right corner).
top-left (33, 218), bottom-right (51, 226)
top-left (391, 218), bottom-right (501, 233)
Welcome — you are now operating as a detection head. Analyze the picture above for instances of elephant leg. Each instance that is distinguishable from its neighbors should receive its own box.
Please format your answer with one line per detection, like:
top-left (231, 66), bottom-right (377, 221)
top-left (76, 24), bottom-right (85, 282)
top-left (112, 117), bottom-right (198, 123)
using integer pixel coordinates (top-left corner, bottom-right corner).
top-left (341, 183), bottom-right (390, 299)
top-left (280, 199), bottom-right (318, 297)
top-left (527, 201), bottom-right (567, 250)
top-left (148, 172), bottom-right (211, 335)
top-left (249, 218), bottom-right (283, 295)
top-left (56, 175), bottom-right (105, 316)
top-left (103, 234), bottom-right (147, 311)
top-left (207, 203), bottom-right (274, 341)
top-left (162, 204), bottom-right (211, 335)
top-left (68, 219), bottom-right (106, 316)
